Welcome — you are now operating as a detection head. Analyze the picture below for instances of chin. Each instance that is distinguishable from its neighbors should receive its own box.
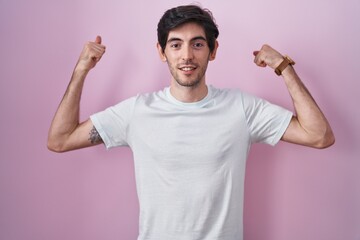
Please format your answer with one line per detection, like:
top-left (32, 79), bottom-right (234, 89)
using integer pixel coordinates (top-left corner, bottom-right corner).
top-left (177, 80), bottom-right (201, 88)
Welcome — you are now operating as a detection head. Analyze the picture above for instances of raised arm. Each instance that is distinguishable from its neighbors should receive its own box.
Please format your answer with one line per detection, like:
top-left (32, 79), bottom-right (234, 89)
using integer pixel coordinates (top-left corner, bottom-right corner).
top-left (47, 36), bottom-right (106, 152)
top-left (253, 44), bottom-right (335, 149)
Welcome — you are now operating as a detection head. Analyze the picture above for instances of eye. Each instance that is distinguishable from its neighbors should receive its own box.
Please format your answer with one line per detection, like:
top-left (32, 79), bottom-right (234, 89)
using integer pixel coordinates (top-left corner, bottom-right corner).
top-left (170, 43), bottom-right (181, 49)
top-left (193, 42), bottom-right (205, 49)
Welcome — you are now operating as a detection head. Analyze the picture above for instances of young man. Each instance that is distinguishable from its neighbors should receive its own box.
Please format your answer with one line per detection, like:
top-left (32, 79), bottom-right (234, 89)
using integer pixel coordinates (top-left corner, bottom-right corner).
top-left (48, 5), bottom-right (334, 240)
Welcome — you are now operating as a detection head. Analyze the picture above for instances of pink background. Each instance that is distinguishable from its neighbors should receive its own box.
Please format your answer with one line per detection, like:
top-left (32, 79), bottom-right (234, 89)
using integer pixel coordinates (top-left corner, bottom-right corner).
top-left (0, 0), bottom-right (359, 239)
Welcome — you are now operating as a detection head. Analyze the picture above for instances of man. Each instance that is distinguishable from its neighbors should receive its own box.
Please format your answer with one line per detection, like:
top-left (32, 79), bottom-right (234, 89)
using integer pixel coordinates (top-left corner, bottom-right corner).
top-left (48, 5), bottom-right (334, 240)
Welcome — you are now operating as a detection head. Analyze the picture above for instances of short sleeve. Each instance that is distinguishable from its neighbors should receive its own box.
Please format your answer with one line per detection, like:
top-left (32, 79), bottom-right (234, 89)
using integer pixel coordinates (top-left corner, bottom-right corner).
top-left (90, 97), bottom-right (136, 149)
top-left (241, 92), bottom-right (293, 146)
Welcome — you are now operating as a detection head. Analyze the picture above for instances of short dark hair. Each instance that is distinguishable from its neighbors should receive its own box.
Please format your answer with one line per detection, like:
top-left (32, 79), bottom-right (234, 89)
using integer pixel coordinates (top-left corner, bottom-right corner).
top-left (157, 5), bottom-right (219, 53)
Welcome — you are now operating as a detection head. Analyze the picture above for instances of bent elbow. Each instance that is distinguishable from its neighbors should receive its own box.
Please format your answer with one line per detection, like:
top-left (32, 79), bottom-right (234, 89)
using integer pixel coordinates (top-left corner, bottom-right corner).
top-left (47, 142), bottom-right (63, 153)
top-left (313, 130), bottom-right (335, 149)
top-left (47, 138), bottom-right (67, 153)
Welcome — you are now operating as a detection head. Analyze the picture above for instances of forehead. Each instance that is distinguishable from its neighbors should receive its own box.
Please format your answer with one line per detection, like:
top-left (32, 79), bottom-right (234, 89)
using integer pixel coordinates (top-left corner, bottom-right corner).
top-left (167, 22), bottom-right (206, 41)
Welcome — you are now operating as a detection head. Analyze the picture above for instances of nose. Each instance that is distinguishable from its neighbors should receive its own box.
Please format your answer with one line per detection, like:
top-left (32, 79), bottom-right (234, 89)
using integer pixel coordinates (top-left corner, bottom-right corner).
top-left (181, 45), bottom-right (194, 61)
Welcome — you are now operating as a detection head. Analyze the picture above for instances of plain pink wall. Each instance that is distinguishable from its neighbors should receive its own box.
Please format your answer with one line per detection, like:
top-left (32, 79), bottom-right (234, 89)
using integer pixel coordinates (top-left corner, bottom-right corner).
top-left (0, 0), bottom-right (359, 239)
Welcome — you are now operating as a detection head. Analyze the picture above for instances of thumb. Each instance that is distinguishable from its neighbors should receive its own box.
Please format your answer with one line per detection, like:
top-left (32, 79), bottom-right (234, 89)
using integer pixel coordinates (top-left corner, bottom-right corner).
top-left (95, 35), bottom-right (102, 44)
top-left (253, 50), bottom-right (259, 56)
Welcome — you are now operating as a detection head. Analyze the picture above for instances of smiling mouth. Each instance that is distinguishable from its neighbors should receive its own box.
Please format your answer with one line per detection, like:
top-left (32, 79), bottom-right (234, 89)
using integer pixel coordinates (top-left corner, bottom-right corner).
top-left (179, 66), bottom-right (197, 72)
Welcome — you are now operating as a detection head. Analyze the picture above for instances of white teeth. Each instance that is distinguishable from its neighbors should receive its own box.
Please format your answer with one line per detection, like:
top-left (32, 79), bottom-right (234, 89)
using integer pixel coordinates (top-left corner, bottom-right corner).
top-left (181, 67), bottom-right (195, 71)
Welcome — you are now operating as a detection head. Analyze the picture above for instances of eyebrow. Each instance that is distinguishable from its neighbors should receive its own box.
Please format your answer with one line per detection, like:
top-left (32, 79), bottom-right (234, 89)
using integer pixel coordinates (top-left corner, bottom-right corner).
top-left (167, 36), bottom-right (207, 43)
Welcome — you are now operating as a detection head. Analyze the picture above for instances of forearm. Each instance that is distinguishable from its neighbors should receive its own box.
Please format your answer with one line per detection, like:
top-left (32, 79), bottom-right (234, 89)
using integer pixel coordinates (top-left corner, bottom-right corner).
top-left (253, 44), bottom-right (335, 148)
top-left (281, 66), bottom-right (335, 147)
top-left (47, 68), bottom-right (89, 151)
top-left (47, 36), bottom-right (106, 152)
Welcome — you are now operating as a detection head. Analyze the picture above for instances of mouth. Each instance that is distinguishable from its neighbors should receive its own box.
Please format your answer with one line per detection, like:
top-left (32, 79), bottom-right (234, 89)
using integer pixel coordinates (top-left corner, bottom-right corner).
top-left (178, 65), bottom-right (198, 74)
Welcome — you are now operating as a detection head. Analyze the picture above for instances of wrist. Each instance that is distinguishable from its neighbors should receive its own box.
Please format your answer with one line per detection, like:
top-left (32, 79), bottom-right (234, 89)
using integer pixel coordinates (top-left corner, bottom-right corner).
top-left (74, 63), bottom-right (91, 75)
top-left (70, 66), bottom-right (90, 86)
top-left (281, 64), bottom-right (296, 78)
top-left (275, 55), bottom-right (295, 76)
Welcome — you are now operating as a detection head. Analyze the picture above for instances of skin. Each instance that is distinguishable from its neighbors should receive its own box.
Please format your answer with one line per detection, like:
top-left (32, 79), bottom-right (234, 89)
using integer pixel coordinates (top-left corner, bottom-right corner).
top-left (47, 36), bottom-right (105, 152)
top-left (47, 22), bottom-right (334, 152)
top-left (157, 23), bottom-right (218, 103)
top-left (253, 44), bottom-right (335, 148)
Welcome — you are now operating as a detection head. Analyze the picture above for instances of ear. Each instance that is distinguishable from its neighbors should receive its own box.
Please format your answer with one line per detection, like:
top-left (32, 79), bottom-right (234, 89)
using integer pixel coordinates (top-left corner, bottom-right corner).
top-left (157, 42), bottom-right (167, 62)
top-left (209, 40), bottom-right (219, 61)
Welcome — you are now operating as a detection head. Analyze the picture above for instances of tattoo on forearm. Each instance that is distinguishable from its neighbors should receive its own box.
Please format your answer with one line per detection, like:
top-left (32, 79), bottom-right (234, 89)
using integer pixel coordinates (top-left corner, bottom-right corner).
top-left (89, 126), bottom-right (103, 144)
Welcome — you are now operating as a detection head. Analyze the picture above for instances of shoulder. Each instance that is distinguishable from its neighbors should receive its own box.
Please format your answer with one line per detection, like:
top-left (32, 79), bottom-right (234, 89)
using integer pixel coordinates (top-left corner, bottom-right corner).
top-left (210, 85), bottom-right (259, 103)
top-left (110, 88), bottom-right (165, 108)
top-left (131, 88), bottom-right (168, 107)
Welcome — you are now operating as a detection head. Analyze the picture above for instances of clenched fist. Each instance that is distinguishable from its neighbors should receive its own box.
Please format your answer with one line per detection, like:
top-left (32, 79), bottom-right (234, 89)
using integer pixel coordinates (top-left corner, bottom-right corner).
top-left (76, 36), bottom-right (106, 72)
top-left (253, 44), bottom-right (284, 70)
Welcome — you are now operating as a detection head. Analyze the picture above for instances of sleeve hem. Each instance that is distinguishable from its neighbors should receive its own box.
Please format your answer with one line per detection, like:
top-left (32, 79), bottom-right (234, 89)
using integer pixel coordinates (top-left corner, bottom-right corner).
top-left (90, 115), bottom-right (114, 150)
top-left (270, 111), bottom-right (293, 146)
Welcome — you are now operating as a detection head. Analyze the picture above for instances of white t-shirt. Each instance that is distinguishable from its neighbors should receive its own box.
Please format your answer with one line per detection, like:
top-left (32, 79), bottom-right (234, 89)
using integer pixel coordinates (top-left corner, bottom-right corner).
top-left (90, 85), bottom-right (293, 240)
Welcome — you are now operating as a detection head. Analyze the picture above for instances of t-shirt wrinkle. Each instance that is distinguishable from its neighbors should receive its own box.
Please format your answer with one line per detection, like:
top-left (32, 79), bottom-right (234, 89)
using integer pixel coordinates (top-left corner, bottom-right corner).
top-left (89, 85), bottom-right (292, 240)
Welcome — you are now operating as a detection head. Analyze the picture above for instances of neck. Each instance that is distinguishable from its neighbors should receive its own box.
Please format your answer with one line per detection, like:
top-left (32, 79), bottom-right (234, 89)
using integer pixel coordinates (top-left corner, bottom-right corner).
top-left (169, 80), bottom-right (208, 103)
